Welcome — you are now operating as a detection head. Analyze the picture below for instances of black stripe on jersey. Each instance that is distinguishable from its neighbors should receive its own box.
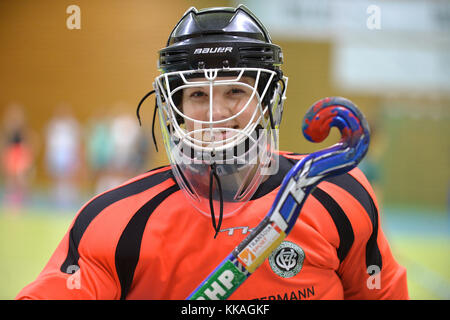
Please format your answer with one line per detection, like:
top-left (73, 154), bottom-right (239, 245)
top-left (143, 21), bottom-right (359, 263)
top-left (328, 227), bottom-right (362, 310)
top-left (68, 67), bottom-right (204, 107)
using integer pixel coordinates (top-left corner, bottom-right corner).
top-left (311, 187), bottom-right (355, 262)
top-left (115, 184), bottom-right (180, 300)
top-left (325, 173), bottom-right (382, 271)
top-left (60, 169), bottom-right (173, 274)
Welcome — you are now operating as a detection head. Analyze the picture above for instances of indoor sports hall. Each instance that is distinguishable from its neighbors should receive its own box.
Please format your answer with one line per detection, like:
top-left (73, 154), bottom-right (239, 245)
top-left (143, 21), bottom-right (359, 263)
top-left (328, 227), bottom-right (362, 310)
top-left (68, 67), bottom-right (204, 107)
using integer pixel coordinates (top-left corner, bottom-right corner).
top-left (0, 0), bottom-right (448, 300)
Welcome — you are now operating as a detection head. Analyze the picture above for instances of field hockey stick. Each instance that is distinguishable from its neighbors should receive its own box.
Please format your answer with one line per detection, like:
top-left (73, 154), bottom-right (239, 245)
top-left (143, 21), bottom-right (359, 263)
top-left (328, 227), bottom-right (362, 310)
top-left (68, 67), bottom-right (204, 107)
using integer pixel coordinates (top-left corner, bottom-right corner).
top-left (187, 96), bottom-right (370, 300)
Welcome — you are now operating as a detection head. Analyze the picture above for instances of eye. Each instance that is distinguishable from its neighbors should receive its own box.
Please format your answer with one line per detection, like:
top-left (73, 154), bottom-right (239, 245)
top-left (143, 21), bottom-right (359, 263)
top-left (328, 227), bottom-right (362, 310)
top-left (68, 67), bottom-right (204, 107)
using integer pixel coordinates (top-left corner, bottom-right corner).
top-left (229, 87), bottom-right (246, 95)
top-left (189, 90), bottom-right (207, 98)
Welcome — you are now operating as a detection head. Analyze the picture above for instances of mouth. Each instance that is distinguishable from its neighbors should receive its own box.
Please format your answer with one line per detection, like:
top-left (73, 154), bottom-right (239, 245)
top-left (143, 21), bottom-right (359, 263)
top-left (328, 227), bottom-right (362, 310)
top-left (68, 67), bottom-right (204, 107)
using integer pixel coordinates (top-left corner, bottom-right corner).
top-left (183, 124), bottom-right (245, 148)
top-left (215, 130), bottom-right (236, 140)
top-left (205, 126), bottom-right (239, 142)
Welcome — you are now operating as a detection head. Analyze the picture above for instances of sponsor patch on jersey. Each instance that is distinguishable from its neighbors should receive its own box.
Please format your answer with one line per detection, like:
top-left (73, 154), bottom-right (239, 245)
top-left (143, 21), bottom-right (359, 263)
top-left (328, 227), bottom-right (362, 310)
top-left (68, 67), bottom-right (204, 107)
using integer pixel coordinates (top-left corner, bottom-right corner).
top-left (237, 221), bottom-right (285, 273)
top-left (269, 241), bottom-right (305, 278)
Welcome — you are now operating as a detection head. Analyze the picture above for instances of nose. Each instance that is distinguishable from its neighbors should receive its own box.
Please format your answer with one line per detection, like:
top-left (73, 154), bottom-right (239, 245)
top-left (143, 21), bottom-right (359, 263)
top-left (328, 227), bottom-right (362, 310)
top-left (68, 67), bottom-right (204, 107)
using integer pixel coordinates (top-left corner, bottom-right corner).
top-left (206, 91), bottom-right (233, 123)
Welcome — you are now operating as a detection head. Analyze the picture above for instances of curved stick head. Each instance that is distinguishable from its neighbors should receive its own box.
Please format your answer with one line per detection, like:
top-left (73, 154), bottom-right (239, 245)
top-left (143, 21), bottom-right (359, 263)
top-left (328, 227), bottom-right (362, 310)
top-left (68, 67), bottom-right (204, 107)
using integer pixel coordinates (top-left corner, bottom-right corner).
top-left (301, 96), bottom-right (370, 178)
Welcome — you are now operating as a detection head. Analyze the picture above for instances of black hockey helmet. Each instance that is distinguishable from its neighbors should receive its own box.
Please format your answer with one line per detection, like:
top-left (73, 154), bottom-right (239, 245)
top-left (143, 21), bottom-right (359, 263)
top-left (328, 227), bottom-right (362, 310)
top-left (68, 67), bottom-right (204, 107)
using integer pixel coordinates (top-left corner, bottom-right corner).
top-left (158, 5), bottom-right (283, 76)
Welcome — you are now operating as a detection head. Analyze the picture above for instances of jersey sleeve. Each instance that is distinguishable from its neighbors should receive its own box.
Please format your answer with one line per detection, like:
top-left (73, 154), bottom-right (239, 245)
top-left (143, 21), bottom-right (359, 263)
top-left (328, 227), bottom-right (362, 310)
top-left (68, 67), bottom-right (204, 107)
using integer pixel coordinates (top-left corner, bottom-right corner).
top-left (16, 167), bottom-right (174, 300)
top-left (322, 168), bottom-right (409, 300)
top-left (15, 211), bottom-right (120, 300)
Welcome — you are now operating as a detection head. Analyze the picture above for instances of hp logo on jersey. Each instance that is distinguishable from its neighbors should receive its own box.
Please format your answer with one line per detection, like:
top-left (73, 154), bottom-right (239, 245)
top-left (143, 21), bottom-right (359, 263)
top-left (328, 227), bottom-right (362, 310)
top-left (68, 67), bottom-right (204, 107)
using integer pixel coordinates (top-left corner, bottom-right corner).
top-left (269, 241), bottom-right (305, 278)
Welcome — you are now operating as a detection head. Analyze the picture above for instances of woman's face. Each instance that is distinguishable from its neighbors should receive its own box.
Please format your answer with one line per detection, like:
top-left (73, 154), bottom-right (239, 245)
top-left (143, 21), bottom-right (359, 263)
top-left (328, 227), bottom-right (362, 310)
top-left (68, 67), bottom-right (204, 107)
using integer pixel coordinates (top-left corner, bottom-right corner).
top-left (180, 76), bottom-right (259, 142)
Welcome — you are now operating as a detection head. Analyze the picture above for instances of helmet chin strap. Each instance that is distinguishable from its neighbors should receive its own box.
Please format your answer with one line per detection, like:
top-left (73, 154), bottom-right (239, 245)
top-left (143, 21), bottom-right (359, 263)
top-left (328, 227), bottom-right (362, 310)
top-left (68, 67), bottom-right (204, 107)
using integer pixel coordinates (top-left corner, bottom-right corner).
top-left (209, 161), bottom-right (224, 239)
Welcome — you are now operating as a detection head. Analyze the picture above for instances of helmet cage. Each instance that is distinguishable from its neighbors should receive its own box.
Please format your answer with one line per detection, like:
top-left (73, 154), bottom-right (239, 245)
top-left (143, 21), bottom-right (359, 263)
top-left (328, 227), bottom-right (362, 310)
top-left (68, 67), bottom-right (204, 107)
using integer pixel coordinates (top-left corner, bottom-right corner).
top-left (153, 67), bottom-right (286, 216)
top-left (151, 5), bottom-right (288, 218)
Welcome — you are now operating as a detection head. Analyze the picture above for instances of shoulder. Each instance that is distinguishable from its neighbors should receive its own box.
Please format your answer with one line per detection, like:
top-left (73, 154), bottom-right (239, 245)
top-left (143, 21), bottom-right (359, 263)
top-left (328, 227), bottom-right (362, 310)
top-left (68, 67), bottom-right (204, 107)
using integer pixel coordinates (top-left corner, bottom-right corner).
top-left (280, 150), bottom-right (380, 263)
top-left (319, 167), bottom-right (379, 226)
top-left (59, 165), bottom-right (179, 273)
top-left (73, 165), bottom-right (176, 235)
top-left (277, 150), bottom-right (377, 216)
top-left (313, 167), bottom-right (381, 266)
top-left (75, 165), bottom-right (175, 230)
top-left (113, 165), bottom-right (175, 194)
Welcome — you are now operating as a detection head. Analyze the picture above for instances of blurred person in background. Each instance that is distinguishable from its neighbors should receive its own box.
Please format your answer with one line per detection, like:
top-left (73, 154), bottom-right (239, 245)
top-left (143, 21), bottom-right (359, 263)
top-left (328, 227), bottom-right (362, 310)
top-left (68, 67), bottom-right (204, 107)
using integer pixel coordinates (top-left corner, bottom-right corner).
top-left (109, 104), bottom-right (141, 175)
top-left (86, 104), bottom-right (151, 195)
top-left (108, 104), bottom-right (149, 181)
top-left (45, 103), bottom-right (81, 209)
top-left (131, 124), bottom-right (150, 179)
top-left (85, 106), bottom-right (114, 194)
top-left (1, 103), bottom-right (35, 212)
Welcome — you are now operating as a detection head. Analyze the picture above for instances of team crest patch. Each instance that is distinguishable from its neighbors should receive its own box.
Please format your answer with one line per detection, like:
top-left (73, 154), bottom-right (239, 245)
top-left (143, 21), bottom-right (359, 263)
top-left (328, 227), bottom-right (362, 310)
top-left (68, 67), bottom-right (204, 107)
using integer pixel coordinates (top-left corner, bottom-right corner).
top-left (269, 241), bottom-right (305, 278)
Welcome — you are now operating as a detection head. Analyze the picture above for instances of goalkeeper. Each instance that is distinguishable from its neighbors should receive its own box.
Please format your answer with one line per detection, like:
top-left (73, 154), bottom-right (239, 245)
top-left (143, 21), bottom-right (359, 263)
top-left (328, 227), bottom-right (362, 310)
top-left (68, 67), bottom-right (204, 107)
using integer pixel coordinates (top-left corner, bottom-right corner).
top-left (17, 5), bottom-right (408, 300)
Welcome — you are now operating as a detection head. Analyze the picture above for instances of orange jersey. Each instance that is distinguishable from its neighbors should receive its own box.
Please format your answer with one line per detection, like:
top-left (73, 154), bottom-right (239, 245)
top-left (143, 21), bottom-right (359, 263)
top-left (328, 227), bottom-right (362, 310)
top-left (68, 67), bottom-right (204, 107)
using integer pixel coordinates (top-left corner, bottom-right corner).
top-left (16, 151), bottom-right (408, 300)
